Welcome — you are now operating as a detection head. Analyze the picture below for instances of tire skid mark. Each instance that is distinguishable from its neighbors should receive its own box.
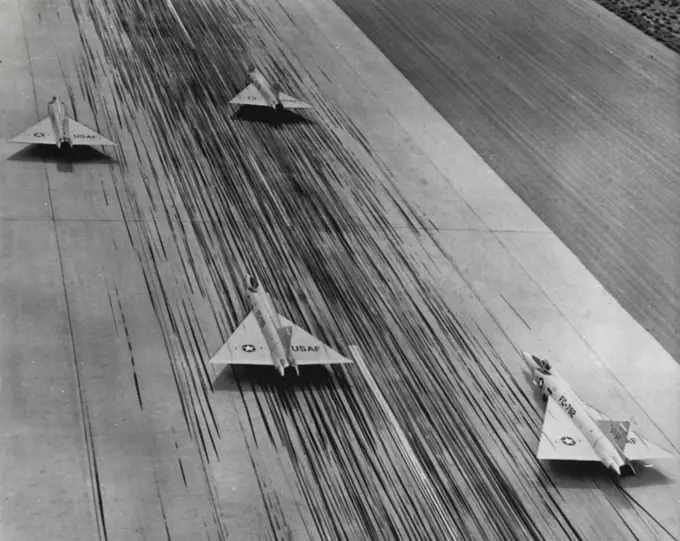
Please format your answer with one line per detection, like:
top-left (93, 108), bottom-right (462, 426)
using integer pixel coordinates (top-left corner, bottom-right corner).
top-left (112, 285), bottom-right (144, 409)
top-left (242, 376), bottom-right (439, 540)
top-left (152, 467), bottom-right (174, 541)
top-left (236, 386), bottom-right (294, 541)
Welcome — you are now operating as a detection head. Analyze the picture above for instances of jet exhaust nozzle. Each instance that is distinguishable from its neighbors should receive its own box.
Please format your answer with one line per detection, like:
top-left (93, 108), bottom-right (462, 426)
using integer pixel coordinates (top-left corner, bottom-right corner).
top-left (57, 138), bottom-right (72, 150)
top-left (606, 461), bottom-right (622, 476)
top-left (620, 463), bottom-right (636, 477)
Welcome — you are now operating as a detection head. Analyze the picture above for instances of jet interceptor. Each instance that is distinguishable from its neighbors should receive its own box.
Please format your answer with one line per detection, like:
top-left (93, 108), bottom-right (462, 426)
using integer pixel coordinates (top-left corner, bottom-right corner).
top-left (229, 67), bottom-right (312, 111)
top-left (210, 275), bottom-right (353, 376)
top-left (10, 96), bottom-right (116, 149)
top-left (523, 352), bottom-right (673, 475)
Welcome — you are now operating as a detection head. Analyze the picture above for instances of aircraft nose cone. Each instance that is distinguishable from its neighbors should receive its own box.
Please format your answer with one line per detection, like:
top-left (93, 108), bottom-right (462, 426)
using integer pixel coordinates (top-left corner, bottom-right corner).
top-left (521, 352), bottom-right (537, 372)
top-left (246, 274), bottom-right (259, 292)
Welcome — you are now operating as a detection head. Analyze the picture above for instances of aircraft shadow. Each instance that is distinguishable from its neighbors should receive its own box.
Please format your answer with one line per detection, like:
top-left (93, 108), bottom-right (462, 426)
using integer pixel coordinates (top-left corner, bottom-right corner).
top-left (547, 460), bottom-right (676, 503)
top-left (7, 144), bottom-right (116, 173)
top-left (230, 105), bottom-right (312, 126)
top-left (617, 460), bottom-right (676, 486)
top-left (212, 363), bottom-right (348, 393)
top-left (547, 460), bottom-right (614, 481)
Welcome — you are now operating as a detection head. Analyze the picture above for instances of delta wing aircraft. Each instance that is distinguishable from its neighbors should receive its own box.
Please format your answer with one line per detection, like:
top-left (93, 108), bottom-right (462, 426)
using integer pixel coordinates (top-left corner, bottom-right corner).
top-left (523, 352), bottom-right (673, 475)
top-left (230, 67), bottom-right (312, 111)
top-left (210, 275), bottom-right (353, 376)
top-left (10, 96), bottom-right (116, 149)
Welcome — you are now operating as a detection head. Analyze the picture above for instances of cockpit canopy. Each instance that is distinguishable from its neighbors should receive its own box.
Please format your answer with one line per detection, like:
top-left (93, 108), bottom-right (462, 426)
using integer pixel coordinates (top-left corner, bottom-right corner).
top-left (532, 354), bottom-right (552, 374)
top-left (246, 274), bottom-right (260, 293)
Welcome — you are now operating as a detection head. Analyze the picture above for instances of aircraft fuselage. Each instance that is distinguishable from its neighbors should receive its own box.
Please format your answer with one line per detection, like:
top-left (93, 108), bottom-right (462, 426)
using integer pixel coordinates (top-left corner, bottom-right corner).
top-left (47, 97), bottom-right (71, 149)
top-left (248, 69), bottom-right (282, 110)
top-left (246, 277), bottom-right (293, 375)
top-left (527, 362), bottom-right (628, 474)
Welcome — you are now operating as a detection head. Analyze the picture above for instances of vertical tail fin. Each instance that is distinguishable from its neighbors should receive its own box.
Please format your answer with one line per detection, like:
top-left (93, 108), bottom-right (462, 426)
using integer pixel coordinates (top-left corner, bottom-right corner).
top-left (277, 325), bottom-right (293, 352)
top-left (277, 325), bottom-right (299, 375)
top-left (597, 419), bottom-right (632, 450)
top-left (598, 419), bottom-right (637, 475)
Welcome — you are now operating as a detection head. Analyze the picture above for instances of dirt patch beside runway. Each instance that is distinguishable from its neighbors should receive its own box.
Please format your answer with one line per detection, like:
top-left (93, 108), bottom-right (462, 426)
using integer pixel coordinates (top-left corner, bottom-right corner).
top-left (597, 0), bottom-right (680, 54)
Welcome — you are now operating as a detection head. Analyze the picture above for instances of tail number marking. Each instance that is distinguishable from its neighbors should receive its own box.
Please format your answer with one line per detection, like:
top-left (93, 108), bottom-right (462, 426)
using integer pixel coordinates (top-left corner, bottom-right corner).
top-left (558, 395), bottom-right (576, 418)
top-left (255, 310), bottom-right (266, 329)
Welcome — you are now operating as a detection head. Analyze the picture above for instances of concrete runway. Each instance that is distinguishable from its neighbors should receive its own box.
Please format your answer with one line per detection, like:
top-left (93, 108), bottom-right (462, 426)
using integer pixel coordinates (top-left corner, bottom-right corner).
top-left (335, 0), bottom-right (680, 362)
top-left (0, 0), bottom-right (678, 540)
